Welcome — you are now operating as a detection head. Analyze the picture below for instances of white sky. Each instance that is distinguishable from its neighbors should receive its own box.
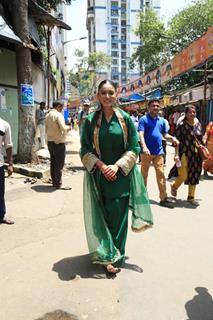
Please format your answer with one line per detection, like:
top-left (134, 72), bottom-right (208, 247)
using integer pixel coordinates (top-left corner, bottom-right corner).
top-left (64, 0), bottom-right (195, 70)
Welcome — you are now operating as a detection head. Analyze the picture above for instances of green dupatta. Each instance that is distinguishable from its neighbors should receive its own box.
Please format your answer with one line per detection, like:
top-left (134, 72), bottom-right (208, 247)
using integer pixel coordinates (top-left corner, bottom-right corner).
top-left (81, 108), bottom-right (153, 265)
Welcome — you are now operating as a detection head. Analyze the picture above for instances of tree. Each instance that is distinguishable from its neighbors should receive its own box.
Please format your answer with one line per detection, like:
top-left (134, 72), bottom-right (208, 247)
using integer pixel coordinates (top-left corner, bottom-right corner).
top-left (130, 8), bottom-right (167, 73)
top-left (4, 0), bottom-right (35, 162)
top-left (166, 0), bottom-right (213, 55)
top-left (131, 0), bottom-right (213, 91)
top-left (69, 50), bottom-right (111, 97)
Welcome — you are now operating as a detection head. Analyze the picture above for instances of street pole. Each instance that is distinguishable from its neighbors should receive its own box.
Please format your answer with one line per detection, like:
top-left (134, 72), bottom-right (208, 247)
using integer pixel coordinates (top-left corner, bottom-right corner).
top-left (203, 63), bottom-right (207, 130)
top-left (47, 27), bottom-right (51, 108)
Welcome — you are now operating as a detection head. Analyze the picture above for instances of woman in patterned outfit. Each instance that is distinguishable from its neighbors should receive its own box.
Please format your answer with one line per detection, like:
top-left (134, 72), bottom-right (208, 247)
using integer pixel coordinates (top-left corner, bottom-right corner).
top-left (170, 105), bottom-right (203, 206)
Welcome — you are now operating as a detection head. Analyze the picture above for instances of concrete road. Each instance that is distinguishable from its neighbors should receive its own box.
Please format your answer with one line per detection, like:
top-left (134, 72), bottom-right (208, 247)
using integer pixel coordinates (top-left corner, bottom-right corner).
top-left (1, 131), bottom-right (213, 320)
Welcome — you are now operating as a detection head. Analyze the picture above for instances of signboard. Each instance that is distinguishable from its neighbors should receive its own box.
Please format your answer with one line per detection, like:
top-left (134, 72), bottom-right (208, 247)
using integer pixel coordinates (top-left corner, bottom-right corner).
top-left (0, 87), bottom-right (7, 111)
top-left (21, 84), bottom-right (34, 106)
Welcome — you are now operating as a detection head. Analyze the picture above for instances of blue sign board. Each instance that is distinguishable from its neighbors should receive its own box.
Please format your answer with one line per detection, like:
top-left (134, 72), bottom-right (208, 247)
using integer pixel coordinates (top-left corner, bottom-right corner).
top-left (21, 84), bottom-right (34, 106)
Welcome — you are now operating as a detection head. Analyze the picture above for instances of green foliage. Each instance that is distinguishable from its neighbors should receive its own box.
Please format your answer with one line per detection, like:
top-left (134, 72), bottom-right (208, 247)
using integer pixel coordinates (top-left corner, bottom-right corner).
top-left (130, 8), bottom-right (167, 73)
top-left (131, 0), bottom-right (213, 91)
top-left (167, 0), bottom-right (213, 55)
top-left (37, 0), bottom-right (74, 11)
top-left (69, 51), bottom-right (112, 96)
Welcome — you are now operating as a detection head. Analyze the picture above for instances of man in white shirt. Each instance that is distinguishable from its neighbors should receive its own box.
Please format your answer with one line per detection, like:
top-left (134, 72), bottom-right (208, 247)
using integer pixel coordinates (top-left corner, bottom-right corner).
top-left (45, 101), bottom-right (72, 189)
top-left (0, 117), bottom-right (14, 224)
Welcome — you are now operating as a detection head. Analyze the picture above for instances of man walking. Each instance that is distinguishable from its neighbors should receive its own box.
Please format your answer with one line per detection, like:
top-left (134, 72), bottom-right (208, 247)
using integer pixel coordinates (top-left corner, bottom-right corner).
top-left (0, 116), bottom-right (14, 224)
top-left (138, 99), bottom-right (179, 208)
top-left (77, 99), bottom-right (90, 136)
top-left (45, 101), bottom-right (71, 190)
top-left (36, 101), bottom-right (46, 149)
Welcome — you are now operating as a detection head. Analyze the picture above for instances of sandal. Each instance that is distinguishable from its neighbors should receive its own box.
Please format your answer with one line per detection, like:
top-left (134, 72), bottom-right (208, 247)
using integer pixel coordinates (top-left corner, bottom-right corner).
top-left (106, 264), bottom-right (120, 274)
top-left (187, 198), bottom-right (199, 207)
top-left (55, 186), bottom-right (72, 190)
top-left (131, 223), bottom-right (153, 233)
top-left (0, 217), bottom-right (15, 225)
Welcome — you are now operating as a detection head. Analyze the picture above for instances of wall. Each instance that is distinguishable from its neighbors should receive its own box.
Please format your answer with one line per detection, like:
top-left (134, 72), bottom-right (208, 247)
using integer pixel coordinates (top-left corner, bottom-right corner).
top-left (0, 48), bottom-right (18, 154)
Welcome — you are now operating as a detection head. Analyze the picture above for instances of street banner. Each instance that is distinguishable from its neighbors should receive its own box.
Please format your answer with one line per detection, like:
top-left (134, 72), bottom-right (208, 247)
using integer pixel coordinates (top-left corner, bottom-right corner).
top-left (21, 84), bottom-right (34, 106)
top-left (117, 26), bottom-right (213, 97)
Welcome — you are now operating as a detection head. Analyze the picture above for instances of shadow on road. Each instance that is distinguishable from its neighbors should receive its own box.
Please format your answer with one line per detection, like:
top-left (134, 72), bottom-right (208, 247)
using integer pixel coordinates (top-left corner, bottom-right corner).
top-left (122, 257), bottom-right (143, 273)
top-left (185, 287), bottom-right (213, 320)
top-left (31, 185), bottom-right (56, 193)
top-left (149, 199), bottom-right (200, 210)
top-left (53, 255), bottom-right (144, 281)
top-left (52, 254), bottom-right (108, 280)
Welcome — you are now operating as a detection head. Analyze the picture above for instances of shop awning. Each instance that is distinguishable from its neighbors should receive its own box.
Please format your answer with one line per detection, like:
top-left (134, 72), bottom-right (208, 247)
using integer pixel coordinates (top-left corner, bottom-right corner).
top-left (145, 88), bottom-right (162, 100)
top-left (119, 93), bottom-right (145, 103)
top-left (0, 15), bottom-right (22, 44)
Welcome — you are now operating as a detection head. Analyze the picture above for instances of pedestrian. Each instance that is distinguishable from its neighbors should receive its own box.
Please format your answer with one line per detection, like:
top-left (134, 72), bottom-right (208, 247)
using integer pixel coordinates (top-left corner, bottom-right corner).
top-left (80, 80), bottom-right (153, 274)
top-left (159, 109), bottom-right (170, 165)
top-left (45, 101), bottom-right (72, 190)
top-left (0, 116), bottom-right (14, 224)
top-left (169, 105), bottom-right (203, 206)
top-left (203, 121), bottom-right (213, 176)
top-left (77, 99), bottom-right (90, 136)
top-left (138, 99), bottom-right (179, 208)
top-left (36, 101), bottom-right (46, 149)
top-left (131, 110), bottom-right (139, 130)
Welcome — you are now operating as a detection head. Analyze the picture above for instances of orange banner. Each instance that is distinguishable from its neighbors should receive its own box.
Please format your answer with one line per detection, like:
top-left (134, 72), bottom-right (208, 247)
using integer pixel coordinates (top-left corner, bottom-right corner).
top-left (118, 26), bottom-right (213, 97)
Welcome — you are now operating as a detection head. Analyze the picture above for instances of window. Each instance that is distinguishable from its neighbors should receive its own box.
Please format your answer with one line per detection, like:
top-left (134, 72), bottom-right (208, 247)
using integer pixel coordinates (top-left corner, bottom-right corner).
top-left (112, 43), bottom-right (119, 49)
top-left (111, 18), bottom-right (118, 25)
top-left (111, 35), bottom-right (119, 41)
top-left (121, 44), bottom-right (126, 50)
top-left (121, 3), bottom-right (126, 11)
top-left (121, 20), bottom-right (126, 26)
top-left (111, 26), bottom-right (118, 33)
top-left (112, 74), bottom-right (119, 81)
top-left (111, 1), bottom-right (118, 6)
top-left (112, 51), bottom-right (119, 57)
top-left (121, 60), bottom-right (126, 66)
top-left (111, 9), bottom-right (119, 16)
top-left (121, 52), bottom-right (126, 58)
top-left (112, 67), bottom-right (119, 73)
top-left (112, 59), bottom-right (118, 65)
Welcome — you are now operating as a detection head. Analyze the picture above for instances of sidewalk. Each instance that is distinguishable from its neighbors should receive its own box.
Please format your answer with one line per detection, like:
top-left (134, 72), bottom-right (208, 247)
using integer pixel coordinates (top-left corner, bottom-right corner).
top-left (11, 129), bottom-right (83, 179)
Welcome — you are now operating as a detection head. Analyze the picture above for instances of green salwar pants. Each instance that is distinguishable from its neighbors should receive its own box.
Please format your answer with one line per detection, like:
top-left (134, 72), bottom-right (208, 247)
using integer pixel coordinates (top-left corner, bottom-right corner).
top-left (102, 196), bottom-right (129, 266)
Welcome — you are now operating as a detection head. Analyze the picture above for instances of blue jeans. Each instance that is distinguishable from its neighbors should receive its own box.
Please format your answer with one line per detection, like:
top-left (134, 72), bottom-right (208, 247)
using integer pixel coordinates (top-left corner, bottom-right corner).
top-left (0, 166), bottom-right (6, 221)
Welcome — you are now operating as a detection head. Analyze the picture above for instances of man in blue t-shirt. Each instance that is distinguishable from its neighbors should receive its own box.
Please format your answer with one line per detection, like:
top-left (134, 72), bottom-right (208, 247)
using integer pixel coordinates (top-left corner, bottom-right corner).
top-left (138, 99), bottom-right (179, 208)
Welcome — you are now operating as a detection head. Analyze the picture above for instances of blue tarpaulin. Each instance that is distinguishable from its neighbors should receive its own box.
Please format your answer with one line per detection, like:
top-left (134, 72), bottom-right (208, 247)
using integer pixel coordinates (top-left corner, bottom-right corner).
top-left (119, 93), bottom-right (145, 103)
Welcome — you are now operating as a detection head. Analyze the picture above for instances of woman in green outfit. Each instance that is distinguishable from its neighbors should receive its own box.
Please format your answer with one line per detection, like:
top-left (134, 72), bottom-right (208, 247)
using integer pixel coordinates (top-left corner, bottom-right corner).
top-left (80, 80), bottom-right (153, 274)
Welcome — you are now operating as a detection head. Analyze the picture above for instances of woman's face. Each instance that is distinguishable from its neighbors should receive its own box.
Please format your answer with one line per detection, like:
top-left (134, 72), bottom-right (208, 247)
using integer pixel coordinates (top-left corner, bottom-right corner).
top-left (186, 107), bottom-right (196, 121)
top-left (97, 83), bottom-right (116, 109)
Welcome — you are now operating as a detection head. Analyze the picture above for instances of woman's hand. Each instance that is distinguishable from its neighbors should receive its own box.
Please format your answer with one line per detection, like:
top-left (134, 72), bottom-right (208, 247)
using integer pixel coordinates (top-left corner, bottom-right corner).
top-left (100, 164), bottom-right (117, 181)
top-left (174, 155), bottom-right (180, 162)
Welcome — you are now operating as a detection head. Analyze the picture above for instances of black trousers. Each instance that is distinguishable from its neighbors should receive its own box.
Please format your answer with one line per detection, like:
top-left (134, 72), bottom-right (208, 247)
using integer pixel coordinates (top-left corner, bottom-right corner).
top-left (162, 140), bottom-right (167, 164)
top-left (48, 141), bottom-right (65, 187)
top-left (0, 166), bottom-right (6, 221)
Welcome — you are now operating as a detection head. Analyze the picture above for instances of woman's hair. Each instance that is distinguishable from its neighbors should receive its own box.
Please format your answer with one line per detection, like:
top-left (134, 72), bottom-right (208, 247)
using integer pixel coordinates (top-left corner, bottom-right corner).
top-left (185, 104), bottom-right (196, 114)
top-left (97, 80), bottom-right (117, 93)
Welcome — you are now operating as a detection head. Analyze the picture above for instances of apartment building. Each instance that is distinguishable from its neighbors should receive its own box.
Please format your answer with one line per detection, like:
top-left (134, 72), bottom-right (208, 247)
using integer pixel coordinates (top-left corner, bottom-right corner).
top-left (87, 0), bottom-right (161, 85)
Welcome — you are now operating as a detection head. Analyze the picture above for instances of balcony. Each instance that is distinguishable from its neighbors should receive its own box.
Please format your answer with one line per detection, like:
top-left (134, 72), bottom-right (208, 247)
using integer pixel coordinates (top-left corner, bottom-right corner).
top-left (87, 7), bottom-right (94, 20)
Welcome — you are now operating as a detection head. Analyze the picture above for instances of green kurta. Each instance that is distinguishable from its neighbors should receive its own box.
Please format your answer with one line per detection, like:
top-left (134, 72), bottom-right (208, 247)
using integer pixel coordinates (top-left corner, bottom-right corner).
top-left (80, 108), bottom-right (153, 265)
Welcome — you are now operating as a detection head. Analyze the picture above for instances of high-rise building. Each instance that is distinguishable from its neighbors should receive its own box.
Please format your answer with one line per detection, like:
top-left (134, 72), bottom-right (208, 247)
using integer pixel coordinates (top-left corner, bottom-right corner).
top-left (87, 0), bottom-right (161, 86)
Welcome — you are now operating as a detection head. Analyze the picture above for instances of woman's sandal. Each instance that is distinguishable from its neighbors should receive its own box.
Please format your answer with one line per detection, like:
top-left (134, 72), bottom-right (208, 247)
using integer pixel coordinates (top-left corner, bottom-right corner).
top-left (106, 264), bottom-right (121, 274)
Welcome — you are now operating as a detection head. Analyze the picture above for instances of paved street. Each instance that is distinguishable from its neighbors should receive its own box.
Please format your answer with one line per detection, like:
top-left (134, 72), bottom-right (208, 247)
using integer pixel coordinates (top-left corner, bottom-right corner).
top-left (1, 130), bottom-right (213, 320)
